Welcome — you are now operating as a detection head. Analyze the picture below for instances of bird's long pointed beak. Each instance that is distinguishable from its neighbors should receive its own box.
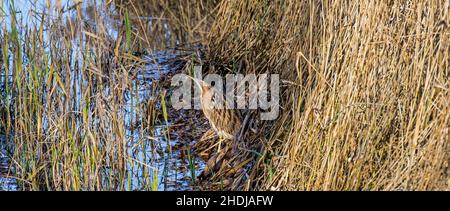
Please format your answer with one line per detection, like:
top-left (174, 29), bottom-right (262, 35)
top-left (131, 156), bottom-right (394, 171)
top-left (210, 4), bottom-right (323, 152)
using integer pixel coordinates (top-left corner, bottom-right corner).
top-left (186, 75), bottom-right (203, 89)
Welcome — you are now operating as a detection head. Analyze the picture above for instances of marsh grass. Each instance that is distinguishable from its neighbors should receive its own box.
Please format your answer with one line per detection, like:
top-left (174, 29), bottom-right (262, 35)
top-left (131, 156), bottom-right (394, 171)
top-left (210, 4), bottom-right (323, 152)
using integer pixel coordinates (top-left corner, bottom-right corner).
top-left (0, 0), bottom-right (131, 190)
top-left (0, 0), bottom-right (212, 190)
top-left (113, 0), bottom-right (219, 50)
top-left (0, 0), bottom-right (448, 191)
top-left (204, 0), bottom-right (449, 190)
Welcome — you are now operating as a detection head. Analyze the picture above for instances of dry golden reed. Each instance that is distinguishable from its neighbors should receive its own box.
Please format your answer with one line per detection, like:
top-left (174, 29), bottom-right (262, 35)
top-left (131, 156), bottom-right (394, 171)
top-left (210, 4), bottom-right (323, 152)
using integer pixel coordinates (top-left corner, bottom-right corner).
top-left (0, 0), bottom-right (448, 191)
top-left (206, 0), bottom-right (448, 190)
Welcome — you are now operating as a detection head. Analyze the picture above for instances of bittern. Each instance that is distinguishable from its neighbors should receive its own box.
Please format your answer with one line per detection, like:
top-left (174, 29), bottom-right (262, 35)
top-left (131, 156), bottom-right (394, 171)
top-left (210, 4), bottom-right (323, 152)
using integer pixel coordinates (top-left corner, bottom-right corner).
top-left (186, 75), bottom-right (243, 147)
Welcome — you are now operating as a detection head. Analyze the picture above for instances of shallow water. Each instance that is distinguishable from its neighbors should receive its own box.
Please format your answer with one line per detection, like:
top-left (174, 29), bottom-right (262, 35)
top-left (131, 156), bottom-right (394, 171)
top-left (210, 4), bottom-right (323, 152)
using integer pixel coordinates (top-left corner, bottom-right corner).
top-left (0, 49), bottom-right (205, 191)
top-left (0, 135), bottom-right (17, 191)
top-left (124, 51), bottom-right (205, 191)
top-left (0, 1), bottom-right (205, 191)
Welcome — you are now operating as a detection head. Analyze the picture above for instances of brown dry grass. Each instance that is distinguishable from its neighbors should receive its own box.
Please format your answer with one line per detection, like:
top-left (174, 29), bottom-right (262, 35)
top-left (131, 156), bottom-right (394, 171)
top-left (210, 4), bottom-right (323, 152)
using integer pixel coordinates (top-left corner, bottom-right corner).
top-left (203, 0), bottom-right (449, 190)
top-left (115, 0), bottom-right (220, 49)
top-left (1, 0), bottom-right (448, 191)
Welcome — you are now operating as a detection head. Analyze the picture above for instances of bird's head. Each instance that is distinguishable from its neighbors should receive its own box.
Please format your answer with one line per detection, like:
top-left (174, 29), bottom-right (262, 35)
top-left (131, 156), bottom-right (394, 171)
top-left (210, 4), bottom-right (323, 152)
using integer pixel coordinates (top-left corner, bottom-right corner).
top-left (186, 75), bottom-right (211, 94)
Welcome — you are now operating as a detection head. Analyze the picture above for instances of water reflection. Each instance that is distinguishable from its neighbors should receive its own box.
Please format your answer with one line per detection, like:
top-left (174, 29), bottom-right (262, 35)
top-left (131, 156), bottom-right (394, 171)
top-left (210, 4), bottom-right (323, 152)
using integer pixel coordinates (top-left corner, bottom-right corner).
top-left (123, 50), bottom-right (205, 191)
top-left (0, 0), bottom-right (207, 191)
top-left (0, 135), bottom-right (17, 191)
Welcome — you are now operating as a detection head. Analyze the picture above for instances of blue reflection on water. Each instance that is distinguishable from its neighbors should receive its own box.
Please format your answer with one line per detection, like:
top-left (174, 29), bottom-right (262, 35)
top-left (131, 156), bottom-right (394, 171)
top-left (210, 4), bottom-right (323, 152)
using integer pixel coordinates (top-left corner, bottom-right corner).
top-left (0, 0), bottom-right (204, 191)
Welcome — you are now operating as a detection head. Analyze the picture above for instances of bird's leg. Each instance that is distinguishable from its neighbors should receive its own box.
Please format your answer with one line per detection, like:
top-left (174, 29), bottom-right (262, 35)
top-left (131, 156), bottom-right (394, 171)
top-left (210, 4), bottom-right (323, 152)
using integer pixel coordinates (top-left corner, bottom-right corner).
top-left (231, 139), bottom-right (239, 154)
top-left (239, 110), bottom-right (254, 139)
top-left (217, 136), bottom-right (223, 153)
top-left (200, 129), bottom-right (216, 141)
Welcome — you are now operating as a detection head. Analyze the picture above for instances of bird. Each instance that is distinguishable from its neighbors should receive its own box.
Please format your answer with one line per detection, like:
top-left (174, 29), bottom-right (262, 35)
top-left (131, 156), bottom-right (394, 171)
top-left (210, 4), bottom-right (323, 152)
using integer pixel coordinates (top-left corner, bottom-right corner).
top-left (186, 75), bottom-right (243, 150)
top-left (186, 74), bottom-right (257, 179)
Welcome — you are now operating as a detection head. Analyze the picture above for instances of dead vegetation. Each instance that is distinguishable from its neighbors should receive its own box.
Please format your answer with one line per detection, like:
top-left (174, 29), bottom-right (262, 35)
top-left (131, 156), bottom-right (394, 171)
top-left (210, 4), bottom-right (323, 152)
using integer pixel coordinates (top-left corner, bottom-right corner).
top-left (0, 0), bottom-right (448, 190)
top-left (198, 0), bottom-right (449, 190)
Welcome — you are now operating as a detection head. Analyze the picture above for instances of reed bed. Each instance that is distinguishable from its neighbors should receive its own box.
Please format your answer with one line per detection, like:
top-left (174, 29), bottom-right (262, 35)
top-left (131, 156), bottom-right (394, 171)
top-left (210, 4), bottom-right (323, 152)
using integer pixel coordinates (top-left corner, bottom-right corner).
top-left (1, 0), bottom-right (130, 190)
top-left (113, 0), bottom-right (219, 50)
top-left (0, 0), bottom-right (202, 190)
top-left (1, 0), bottom-right (448, 191)
top-left (205, 0), bottom-right (449, 190)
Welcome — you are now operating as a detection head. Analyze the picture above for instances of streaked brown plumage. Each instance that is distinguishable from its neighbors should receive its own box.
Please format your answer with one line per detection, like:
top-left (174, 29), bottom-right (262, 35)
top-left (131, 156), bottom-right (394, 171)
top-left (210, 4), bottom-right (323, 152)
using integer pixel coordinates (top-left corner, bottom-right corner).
top-left (187, 75), bottom-right (242, 141)
top-left (187, 75), bottom-right (255, 178)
